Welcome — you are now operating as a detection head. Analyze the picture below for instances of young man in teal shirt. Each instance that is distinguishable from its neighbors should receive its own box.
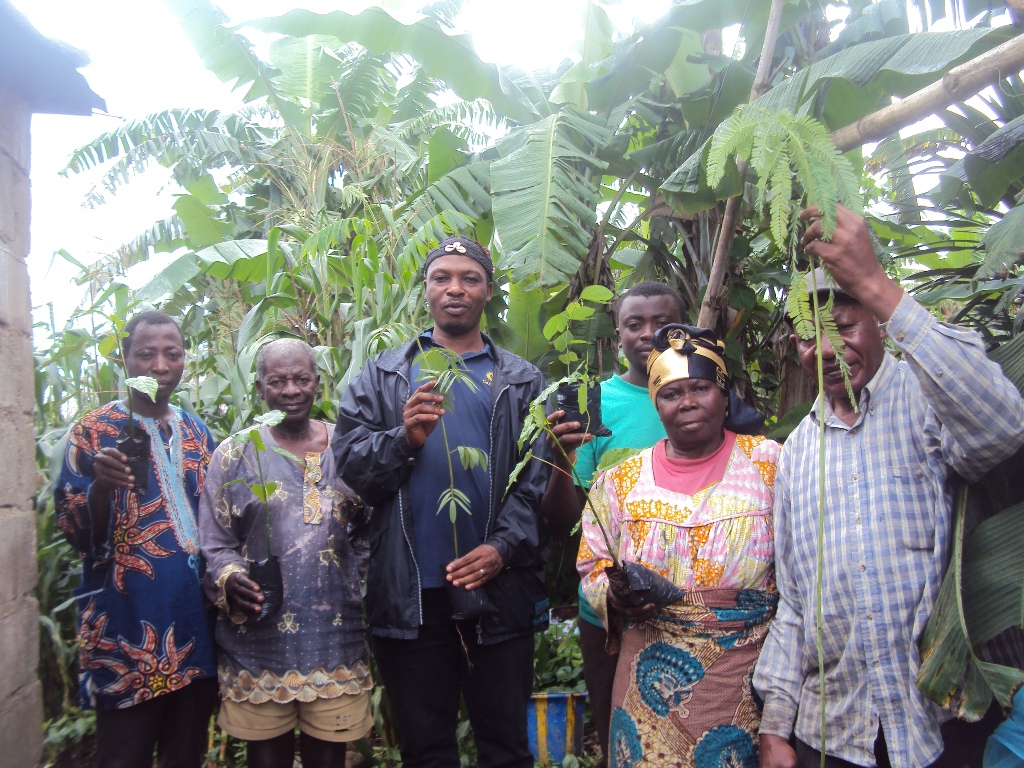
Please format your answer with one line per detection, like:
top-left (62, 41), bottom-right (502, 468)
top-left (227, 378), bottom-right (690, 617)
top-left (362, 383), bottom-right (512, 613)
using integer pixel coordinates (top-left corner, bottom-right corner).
top-left (541, 282), bottom-right (686, 765)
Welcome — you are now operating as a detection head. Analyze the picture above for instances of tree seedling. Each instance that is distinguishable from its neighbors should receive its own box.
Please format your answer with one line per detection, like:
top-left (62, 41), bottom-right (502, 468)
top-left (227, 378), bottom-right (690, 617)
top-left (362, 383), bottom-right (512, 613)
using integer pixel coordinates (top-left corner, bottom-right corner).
top-left (101, 315), bottom-right (161, 496)
top-left (708, 104), bottom-right (862, 762)
top-left (413, 344), bottom-right (489, 557)
top-left (544, 285), bottom-right (614, 437)
top-left (508, 382), bottom-right (682, 610)
top-left (217, 410), bottom-right (302, 621)
top-left (412, 342), bottom-right (494, 621)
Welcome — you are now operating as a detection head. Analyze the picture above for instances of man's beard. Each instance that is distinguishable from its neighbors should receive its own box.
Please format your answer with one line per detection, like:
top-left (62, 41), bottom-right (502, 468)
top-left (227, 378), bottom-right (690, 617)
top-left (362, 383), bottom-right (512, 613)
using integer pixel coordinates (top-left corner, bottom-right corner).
top-left (434, 312), bottom-right (481, 337)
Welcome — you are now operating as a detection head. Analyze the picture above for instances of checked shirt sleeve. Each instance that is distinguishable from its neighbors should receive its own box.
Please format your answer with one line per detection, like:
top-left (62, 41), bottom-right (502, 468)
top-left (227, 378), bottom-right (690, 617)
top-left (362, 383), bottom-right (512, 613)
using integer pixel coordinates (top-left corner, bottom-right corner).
top-left (886, 295), bottom-right (1024, 481)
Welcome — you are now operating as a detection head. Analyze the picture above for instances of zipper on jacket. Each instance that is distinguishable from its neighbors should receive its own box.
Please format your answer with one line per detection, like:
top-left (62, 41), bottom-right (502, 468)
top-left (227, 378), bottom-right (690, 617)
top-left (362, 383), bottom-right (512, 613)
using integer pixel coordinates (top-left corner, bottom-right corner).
top-left (475, 381), bottom-right (511, 648)
top-left (484, 381), bottom-right (511, 540)
top-left (395, 368), bottom-right (423, 628)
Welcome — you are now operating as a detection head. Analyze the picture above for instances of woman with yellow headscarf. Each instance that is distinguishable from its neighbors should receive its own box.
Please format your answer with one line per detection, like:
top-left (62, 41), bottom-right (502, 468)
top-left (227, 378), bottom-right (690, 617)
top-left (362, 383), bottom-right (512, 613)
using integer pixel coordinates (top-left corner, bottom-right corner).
top-left (577, 324), bottom-right (781, 767)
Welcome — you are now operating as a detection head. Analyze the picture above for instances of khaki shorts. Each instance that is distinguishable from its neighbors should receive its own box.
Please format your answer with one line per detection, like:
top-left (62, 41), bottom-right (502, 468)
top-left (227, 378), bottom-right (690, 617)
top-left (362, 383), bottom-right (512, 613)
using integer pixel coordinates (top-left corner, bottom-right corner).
top-left (218, 691), bottom-right (372, 743)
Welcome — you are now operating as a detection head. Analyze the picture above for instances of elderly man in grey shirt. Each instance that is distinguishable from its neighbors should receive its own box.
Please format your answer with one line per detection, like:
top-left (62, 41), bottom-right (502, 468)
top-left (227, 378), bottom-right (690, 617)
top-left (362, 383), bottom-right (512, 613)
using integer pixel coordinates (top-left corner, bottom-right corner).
top-left (200, 339), bottom-right (373, 768)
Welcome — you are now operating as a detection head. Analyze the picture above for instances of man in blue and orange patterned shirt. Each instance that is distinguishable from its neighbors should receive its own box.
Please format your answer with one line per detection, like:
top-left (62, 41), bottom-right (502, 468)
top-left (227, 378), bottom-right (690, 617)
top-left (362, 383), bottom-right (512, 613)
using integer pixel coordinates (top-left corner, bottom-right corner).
top-left (55, 311), bottom-right (217, 768)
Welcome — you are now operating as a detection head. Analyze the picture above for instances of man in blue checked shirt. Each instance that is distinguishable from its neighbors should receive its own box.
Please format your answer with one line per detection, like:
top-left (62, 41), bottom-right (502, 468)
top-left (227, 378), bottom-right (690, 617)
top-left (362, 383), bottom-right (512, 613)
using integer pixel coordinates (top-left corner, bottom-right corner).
top-left (754, 205), bottom-right (1024, 768)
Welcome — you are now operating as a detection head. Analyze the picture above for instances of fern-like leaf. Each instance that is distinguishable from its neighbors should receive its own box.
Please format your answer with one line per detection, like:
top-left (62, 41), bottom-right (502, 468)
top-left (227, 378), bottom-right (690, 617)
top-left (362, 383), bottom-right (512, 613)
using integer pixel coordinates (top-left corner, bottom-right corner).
top-left (707, 108), bottom-right (758, 188)
top-left (706, 106), bottom-right (862, 246)
top-left (438, 487), bottom-right (472, 523)
top-left (767, 151), bottom-right (794, 248)
top-left (413, 345), bottom-right (479, 398)
top-left (786, 272), bottom-right (817, 341)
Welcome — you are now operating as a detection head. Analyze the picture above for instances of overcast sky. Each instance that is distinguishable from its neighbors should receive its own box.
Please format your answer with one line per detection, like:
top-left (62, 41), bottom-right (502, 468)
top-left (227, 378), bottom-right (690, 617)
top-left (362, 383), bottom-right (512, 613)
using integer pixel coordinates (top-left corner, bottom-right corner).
top-left (12, 0), bottom-right (672, 334)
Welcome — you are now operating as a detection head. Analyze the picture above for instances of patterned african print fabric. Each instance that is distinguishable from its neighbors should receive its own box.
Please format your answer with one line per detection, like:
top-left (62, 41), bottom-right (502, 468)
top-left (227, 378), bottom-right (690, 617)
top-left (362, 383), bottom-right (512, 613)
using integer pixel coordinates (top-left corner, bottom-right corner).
top-left (199, 423), bottom-right (372, 704)
top-left (612, 590), bottom-right (777, 767)
top-left (578, 435), bottom-right (780, 767)
top-left (55, 401), bottom-right (217, 710)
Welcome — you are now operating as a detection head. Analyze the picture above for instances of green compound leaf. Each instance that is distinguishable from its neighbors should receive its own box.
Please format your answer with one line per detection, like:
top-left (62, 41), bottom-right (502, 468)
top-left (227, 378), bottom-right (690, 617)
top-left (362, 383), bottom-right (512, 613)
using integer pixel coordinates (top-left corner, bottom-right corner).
top-left (254, 410), bottom-right (285, 427)
top-left (579, 285), bottom-right (613, 303)
top-left (707, 106), bottom-right (861, 247)
top-left (231, 428), bottom-right (255, 447)
top-left (250, 430), bottom-right (267, 453)
top-left (543, 313), bottom-right (570, 339)
top-left (232, 409), bottom-right (286, 449)
top-left (505, 451), bottom-right (536, 495)
top-left (438, 487), bottom-right (472, 523)
top-left (595, 447), bottom-right (641, 474)
top-left (272, 446), bottom-right (303, 465)
top-left (564, 304), bottom-right (595, 322)
top-left (413, 345), bottom-right (478, 396)
top-left (786, 273), bottom-right (816, 341)
top-left (456, 446), bottom-right (488, 472)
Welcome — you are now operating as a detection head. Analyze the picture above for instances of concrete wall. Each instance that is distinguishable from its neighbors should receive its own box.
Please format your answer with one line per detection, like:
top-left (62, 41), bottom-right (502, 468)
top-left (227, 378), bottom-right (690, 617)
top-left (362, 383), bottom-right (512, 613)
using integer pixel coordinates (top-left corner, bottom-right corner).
top-left (0, 82), bottom-right (44, 768)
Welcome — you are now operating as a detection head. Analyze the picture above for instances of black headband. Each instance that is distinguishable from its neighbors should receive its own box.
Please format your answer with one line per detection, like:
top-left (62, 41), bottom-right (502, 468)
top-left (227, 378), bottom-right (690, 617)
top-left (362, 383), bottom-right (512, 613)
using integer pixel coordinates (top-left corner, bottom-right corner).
top-left (425, 236), bottom-right (493, 280)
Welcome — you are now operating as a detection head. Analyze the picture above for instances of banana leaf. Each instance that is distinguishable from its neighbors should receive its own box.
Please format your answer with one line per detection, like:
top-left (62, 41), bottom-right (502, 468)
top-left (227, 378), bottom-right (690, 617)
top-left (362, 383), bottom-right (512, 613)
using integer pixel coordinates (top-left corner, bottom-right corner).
top-left (917, 334), bottom-right (1024, 718)
top-left (491, 108), bottom-right (609, 288)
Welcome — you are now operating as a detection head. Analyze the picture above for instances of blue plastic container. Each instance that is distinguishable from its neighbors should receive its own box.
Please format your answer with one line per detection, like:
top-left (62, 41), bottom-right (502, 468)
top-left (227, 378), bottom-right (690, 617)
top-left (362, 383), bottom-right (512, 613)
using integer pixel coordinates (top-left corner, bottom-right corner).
top-left (527, 691), bottom-right (588, 767)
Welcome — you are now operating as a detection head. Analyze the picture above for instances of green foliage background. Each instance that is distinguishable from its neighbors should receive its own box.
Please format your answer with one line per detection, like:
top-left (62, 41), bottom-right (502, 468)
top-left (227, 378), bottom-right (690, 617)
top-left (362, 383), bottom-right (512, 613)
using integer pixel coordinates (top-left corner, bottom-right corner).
top-left (33, 0), bottom-right (1024, 764)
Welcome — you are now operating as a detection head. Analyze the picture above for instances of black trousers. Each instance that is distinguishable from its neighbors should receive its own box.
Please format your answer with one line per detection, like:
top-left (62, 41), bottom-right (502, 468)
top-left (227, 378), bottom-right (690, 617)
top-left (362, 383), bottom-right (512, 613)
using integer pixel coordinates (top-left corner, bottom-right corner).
top-left (578, 617), bottom-right (617, 763)
top-left (795, 704), bottom-right (1002, 768)
top-left (94, 677), bottom-right (219, 768)
top-left (795, 729), bottom-right (891, 768)
top-left (372, 588), bottom-right (535, 768)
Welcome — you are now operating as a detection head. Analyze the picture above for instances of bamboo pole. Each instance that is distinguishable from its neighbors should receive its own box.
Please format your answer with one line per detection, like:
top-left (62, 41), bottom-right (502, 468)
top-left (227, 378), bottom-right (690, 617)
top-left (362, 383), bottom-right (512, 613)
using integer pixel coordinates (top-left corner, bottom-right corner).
top-left (831, 32), bottom-right (1024, 152)
top-left (696, 0), bottom-right (786, 328)
top-left (696, 26), bottom-right (1024, 328)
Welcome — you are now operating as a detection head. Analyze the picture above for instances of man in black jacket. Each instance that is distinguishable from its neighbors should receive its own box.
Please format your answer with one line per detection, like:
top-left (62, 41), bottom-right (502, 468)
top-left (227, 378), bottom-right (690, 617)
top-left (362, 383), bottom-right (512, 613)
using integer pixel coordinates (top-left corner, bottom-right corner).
top-left (333, 236), bottom-right (549, 768)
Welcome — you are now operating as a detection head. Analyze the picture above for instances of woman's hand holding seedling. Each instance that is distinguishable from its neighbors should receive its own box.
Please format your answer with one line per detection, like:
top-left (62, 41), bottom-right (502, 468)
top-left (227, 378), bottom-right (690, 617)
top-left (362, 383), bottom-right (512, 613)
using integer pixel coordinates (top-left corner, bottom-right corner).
top-left (403, 380), bottom-right (446, 451)
top-left (446, 543), bottom-right (502, 590)
top-left (606, 584), bottom-right (656, 623)
top-left (225, 572), bottom-right (265, 616)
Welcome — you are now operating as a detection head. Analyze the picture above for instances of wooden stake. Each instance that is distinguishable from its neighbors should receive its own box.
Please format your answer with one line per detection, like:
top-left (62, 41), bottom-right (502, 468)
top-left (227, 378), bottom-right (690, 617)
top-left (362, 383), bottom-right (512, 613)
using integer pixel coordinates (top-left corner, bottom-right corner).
top-left (697, 0), bottom-right (786, 328)
top-left (696, 24), bottom-right (1024, 329)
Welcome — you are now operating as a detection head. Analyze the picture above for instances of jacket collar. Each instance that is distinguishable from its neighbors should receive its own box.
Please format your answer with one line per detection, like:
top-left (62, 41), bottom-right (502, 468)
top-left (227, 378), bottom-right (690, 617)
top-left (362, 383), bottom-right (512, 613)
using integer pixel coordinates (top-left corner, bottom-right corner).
top-left (416, 329), bottom-right (496, 361)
